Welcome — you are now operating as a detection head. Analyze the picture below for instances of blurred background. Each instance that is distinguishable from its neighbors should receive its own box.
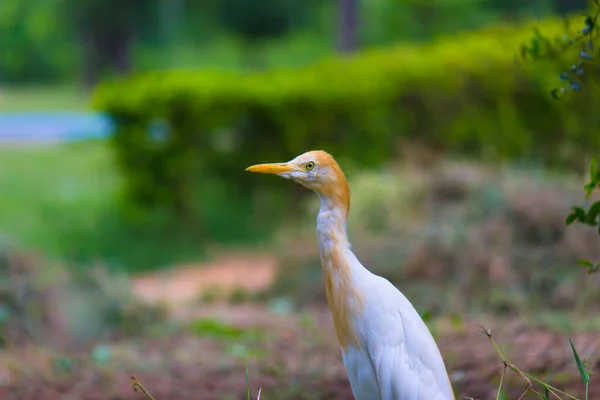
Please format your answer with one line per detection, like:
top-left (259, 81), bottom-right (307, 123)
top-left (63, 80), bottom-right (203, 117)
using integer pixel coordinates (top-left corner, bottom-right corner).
top-left (1, 0), bottom-right (600, 399)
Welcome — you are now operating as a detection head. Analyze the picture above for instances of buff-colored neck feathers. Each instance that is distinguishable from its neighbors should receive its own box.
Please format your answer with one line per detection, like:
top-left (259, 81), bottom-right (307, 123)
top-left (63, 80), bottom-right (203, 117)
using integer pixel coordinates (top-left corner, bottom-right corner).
top-left (306, 150), bottom-right (351, 218)
top-left (312, 152), bottom-right (363, 349)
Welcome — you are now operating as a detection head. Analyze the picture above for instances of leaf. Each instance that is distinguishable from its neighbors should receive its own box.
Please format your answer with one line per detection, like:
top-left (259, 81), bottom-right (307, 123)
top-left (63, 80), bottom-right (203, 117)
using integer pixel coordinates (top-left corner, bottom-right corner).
top-left (537, 387), bottom-right (550, 400)
top-left (520, 44), bottom-right (530, 59)
top-left (551, 88), bottom-right (565, 100)
top-left (585, 16), bottom-right (595, 29)
top-left (566, 206), bottom-right (586, 225)
top-left (586, 200), bottom-right (600, 223)
top-left (530, 37), bottom-right (541, 57)
top-left (585, 182), bottom-right (596, 199)
top-left (590, 158), bottom-right (599, 182)
top-left (569, 338), bottom-right (590, 384)
top-left (566, 212), bottom-right (578, 225)
top-left (577, 259), bottom-right (594, 268)
top-left (420, 310), bottom-right (432, 322)
top-left (245, 356), bottom-right (251, 400)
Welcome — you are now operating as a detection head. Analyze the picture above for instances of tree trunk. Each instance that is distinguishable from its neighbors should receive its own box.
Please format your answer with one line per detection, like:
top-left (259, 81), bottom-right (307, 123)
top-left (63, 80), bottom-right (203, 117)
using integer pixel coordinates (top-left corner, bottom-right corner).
top-left (111, 29), bottom-right (133, 76)
top-left (338, 0), bottom-right (359, 53)
top-left (81, 30), bottom-right (98, 91)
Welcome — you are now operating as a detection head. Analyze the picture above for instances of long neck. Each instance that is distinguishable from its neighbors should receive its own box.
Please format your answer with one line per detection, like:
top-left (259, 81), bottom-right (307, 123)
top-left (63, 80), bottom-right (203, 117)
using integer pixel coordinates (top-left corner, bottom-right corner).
top-left (317, 194), bottom-right (350, 253)
top-left (317, 192), bottom-right (364, 349)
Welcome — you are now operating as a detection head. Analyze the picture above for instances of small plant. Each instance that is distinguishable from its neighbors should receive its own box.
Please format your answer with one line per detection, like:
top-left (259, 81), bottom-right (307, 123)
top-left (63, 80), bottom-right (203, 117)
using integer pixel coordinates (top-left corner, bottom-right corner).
top-left (479, 5), bottom-right (600, 399)
top-left (130, 356), bottom-right (263, 400)
top-left (481, 327), bottom-right (593, 400)
top-left (131, 376), bottom-right (157, 400)
top-left (521, 1), bottom-right (600, 99)
top-left (565, 157), bottom-right (600, 274)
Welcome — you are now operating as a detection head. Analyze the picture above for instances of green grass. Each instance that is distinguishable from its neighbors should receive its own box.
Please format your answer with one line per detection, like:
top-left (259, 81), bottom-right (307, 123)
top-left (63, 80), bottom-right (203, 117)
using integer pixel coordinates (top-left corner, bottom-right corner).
top-left (0, 140), bottom-right (116, 253)
top-left (0, 85), bottom-right (90, 112)
top-left (0, 140), bottom-right (206, 272)
top-left (0, 140), bottom-right (271, 272)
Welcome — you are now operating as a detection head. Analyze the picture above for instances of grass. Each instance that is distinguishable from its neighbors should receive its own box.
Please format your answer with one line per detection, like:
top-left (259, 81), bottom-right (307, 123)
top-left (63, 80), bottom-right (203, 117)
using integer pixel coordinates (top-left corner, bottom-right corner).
top-left (0, 140), bottom-right (116, 254)
top-left (0, 140), bottom-right (201, 272)
top-left (0, 139), bottom-right (272, 272)
top-left (0, 85), bottom-right (90, 112)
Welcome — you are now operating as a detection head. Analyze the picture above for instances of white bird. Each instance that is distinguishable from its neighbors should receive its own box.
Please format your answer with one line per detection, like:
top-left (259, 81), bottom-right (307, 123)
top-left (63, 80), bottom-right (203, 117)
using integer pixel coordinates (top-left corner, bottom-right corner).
top-left (246, 150), bottom-right (455, 400)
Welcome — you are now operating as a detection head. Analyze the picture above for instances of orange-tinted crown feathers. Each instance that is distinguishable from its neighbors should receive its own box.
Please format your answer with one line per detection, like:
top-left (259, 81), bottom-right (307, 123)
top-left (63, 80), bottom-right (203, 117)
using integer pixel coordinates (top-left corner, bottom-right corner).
top-left (305, 150), bottom-right (350, 217)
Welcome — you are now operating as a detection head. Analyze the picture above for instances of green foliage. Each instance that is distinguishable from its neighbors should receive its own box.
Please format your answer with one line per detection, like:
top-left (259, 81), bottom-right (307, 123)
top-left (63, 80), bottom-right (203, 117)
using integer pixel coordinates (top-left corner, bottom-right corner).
top-left (483, 327), bottom-right (589, 400)
top-left (0, 0), bottom-right (587, 84)
top-left (93, 16), bottom-right (600, 235)
top-left (60, 0), bottom-right (158, 34)
top-left (188, 317), bottom-right (265, 341)
top-left (0, 240), bottom-right (167, 348)
top-left (215, 0), bottom-right (309, 42)
top-left (565, 157), bottom-right (600, 273)
top-left (0, 0), bottom-right (77, 83)
top-left (520, 5), bottom-right (600, 98)
top-left (0, 141), bottom-right (273, 271)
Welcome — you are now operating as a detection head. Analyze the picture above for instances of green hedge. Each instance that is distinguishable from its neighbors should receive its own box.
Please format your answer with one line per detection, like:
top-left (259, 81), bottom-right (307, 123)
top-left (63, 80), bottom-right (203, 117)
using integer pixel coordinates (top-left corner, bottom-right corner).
top-left (92, 16), bottom-right (600, 232)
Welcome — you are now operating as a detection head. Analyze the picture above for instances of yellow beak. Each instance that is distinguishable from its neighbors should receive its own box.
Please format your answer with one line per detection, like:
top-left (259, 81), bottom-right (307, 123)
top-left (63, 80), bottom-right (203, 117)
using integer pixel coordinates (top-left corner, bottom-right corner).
top-left (245, 162), bottom-right (296, 175)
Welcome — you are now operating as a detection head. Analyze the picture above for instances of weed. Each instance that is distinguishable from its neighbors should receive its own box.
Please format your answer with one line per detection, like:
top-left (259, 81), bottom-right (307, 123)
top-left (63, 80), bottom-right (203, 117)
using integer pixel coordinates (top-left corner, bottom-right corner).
top-left (481, 326), bottom-right (590, 400)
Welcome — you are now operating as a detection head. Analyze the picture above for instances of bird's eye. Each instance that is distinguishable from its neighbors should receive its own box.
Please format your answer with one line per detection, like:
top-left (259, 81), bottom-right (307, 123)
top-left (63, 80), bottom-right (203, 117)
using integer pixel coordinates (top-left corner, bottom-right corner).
top-left (305, 161), bottom-right (315, 171)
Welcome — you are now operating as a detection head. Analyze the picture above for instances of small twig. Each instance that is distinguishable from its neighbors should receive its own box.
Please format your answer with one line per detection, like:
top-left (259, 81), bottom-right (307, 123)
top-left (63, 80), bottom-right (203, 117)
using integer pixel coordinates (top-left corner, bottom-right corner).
top-left (131, 375), bottom-right (157, 400)
top-left (496, 362), bottom-right (507, 400)
top-left (480, 326), bottom-right (581, 400)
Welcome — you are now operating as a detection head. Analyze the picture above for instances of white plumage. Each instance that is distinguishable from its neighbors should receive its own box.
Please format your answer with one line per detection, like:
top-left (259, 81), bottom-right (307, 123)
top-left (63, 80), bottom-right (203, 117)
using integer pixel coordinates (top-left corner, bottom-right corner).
top-left (246, 150), bottom-right (455, 400)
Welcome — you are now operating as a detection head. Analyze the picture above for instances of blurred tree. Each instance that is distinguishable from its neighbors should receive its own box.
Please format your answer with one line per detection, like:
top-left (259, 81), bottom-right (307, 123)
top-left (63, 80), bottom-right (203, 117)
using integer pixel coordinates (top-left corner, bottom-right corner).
top-left (0, 0), bottom-right (76, 83)
top-left (553, 0), bottom-right (589, 15)
top-left (214, 0), bottom-right (310, 68)
top-left (339, 0), bottom-right (359, 53)
top-left (361, 0), bottom-right (499, 45)
top-left (62, 0), bottom-right (160, 88)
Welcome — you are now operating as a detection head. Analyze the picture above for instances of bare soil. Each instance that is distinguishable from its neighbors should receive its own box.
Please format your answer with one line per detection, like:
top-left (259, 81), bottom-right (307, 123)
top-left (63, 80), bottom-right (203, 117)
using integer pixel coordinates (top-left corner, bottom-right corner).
top-left (1, 303), bottom-right (599, 400)
top-left (2, 253), bottom-right (599, 399)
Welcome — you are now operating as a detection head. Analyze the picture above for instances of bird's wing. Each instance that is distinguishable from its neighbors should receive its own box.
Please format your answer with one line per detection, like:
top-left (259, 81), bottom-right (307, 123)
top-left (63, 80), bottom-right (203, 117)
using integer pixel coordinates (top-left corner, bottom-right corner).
top-left (362, 277), bottom-right (455, 400)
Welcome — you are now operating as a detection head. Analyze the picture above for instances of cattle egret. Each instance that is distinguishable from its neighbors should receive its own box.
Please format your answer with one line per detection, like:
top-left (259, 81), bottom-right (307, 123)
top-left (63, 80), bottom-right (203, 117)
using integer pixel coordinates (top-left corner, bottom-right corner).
top-left (246, 150), bottom-right (455, 400)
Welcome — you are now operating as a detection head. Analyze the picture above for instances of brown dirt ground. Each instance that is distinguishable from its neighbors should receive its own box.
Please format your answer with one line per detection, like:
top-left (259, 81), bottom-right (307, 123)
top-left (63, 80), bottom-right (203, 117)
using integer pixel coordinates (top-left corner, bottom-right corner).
top-left (1, 305), bottom-right (599, 400)
top-left (130, 252), bottom-right (278, 309)
top-left (2, 254), bottom-right (599, 399)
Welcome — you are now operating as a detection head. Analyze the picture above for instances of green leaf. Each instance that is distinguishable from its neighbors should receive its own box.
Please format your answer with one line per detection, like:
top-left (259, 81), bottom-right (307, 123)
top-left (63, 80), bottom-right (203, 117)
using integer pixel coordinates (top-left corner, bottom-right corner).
top-left (566, 212), bottom-right (578, 225)
top-left (590, 158), bottom-right (598, 182)
top-left (566, 206), bottom-right (586, 225)
top-left (550, 88), bottom-right (564, 100)
top-left (569, 338), bottom-right (590, 384)
top-left (420, 310), bottom-right (432, 322)
top-left (537, 387), bottom-right (550, 400)
top-left (521, 44), bottom-right (530, 59)
top-left (245, 356), bottom-right (251, 400)
top-left (585, 182), bottom-right (596, 199)
top-left (586, 200), bottom-right (600, 225)
top-left (577, 259), bottom-right (595, 268)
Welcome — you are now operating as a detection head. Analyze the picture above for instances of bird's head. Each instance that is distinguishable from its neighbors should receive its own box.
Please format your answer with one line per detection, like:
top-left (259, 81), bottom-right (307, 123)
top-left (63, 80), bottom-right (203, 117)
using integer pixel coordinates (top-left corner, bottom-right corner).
top-left (245, 150), bottom-right (350, 214)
